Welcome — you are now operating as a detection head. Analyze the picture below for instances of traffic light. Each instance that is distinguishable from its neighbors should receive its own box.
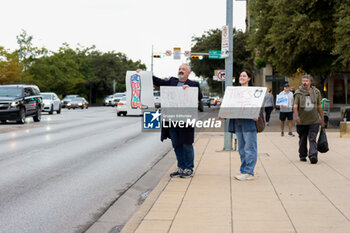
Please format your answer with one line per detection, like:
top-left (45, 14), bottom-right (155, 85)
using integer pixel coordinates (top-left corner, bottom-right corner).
top-left (191, 55), bottom-right (203, 60)
top-left (153, 54), bottom-right (162, 58)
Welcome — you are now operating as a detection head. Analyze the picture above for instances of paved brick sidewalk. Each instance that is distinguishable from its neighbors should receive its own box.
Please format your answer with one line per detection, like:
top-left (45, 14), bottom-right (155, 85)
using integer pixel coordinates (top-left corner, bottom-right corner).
top-left (122, 124), bottom-right (350, 233)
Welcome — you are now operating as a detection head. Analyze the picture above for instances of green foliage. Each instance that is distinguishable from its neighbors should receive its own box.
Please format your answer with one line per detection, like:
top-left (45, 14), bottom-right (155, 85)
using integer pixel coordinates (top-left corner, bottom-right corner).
top-left (0, 30), bottom-right (146, 104)
top-left (333, 0), bottom-right (350, 68)
top-left (249, 0), bottom-right (345, 80)
top-left (254, 58), bottom-right (266, 69)
top-left (191, 29), bottom-right (254, 94)
top-left (0, 47), bottom-right (21, 84)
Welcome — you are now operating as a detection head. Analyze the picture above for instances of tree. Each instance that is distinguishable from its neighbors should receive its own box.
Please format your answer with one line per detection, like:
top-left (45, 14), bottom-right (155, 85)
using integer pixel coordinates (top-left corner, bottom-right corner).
top-left (28, 44), bottom-right (90, 97)
top-left (0, 47), bottom-right (21, 84)
top-left (15, 30), bottom-right (48, 82)
top-left (191, 29), bottom-right (254, 94)
top-left (89, 51), bottom-right (146, 103)
top-left (3, 30), bottom-right (147, 104)
top-left (333, 0), bottom-right (350, 69)
top-left (249, 0), bottom-right (339, 83)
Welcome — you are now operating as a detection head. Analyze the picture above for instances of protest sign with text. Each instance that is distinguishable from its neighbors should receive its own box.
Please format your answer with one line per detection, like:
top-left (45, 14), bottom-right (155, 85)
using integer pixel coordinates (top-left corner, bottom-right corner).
top-left (219, 86), bottom-right (267, 119)
top-left (160, 86), bottom-right (198, 121)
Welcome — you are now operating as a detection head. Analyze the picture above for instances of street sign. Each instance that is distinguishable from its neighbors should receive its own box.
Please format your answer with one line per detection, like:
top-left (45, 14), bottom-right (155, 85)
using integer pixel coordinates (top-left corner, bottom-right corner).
top-left (209, 50), bottom-right (223, 59)
top-left (184, 50), bottom-right (191, 57)
top-left (218, 70), bottom-right (225, 81)
top-left (221, 25), bottom-right (229, 58)
top-left (265, 75), bottom-right (285, 82)
top-left (173, 47), bottom-right (181, 60)
top-left (165, 50), bottom-right (172, 56)
top-left (214, 69), bottom-right (225, 81)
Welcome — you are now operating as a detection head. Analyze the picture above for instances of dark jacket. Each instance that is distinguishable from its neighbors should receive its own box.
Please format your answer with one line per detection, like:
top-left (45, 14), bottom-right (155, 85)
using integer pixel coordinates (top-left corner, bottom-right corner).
top-left (153, 76), bottom-right (203, 144)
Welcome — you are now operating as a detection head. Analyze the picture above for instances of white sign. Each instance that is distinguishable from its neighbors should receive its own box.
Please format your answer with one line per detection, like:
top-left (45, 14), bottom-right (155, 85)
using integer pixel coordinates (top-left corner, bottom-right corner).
top-left (219, 86), bottom-right (267, 119)
top-left (125, 71), bottom-right (155, 116)
top-left (173, 47), bottom-right (181, 60)
top-left (160, 86), bottom-right (198, 108)
top-left (276, 94), bottom-right (288, 106)
top-left (161, 86), bottom-right (198, 121)
top-left (214, 69), bottom-right (225, 81)
top-left (221, 25), bottom-right (229, 58)
top-left (218, 70), bottom-right (225, 81)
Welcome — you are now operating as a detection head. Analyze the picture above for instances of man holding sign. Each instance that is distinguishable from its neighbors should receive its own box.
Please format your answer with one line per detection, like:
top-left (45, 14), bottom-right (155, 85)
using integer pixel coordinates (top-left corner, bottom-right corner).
top-left (137, 64), bottom-right (202, 178)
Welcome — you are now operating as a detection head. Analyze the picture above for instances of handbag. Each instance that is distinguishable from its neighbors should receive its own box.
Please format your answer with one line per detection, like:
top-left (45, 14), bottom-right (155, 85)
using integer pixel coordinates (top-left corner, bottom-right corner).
top-left (256, 108), bottom-right (265, 133)
top-left (317, 128), bottom-right (329, 153)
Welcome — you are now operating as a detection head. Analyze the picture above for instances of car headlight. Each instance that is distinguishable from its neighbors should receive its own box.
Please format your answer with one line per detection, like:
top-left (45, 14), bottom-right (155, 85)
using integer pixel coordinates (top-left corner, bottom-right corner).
top-left (67, 103), bottom-right (71, 106)
top-left (10, 101), bottom-right (20, 108)
top-left (78, 103), bottom-right (82, 106)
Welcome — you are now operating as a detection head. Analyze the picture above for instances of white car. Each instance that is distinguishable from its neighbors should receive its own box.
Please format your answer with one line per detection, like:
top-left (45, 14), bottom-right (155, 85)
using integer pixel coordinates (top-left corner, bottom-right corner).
top-left (117, 96), bottom-right (127, 116)
top-left (111, 92), bottom-right (126, 107)
top-left (104, 95), bottom-right (113, 106)
top-left (41, 92), bottom-right (62, 114)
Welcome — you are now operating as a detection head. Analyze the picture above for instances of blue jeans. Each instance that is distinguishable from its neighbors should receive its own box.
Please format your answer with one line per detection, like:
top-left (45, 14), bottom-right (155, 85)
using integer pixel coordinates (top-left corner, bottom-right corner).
top-left (169, 127), bottom-right (194, 170)
top-left (235, 119), bottom-right (258, 175)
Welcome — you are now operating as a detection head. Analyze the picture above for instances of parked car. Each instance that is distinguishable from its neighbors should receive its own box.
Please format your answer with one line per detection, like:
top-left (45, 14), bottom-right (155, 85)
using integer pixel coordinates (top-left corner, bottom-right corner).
top-left (201, 96), bottom-right (211, 108)
top-left (67, 97), bottom-right (88, 109)
top-left (117, 96), bottom-right (127, 116)
top-left (154, 90), bottom-right (161, 108)
top-left (0, 84), bottom-right (42, 124)
top-left (104, 95), bottom-right (114, 106)
top-left (111, 92), bottom-right (126, 107)
top-left (41, 92), bottom-right (61, 114)
top-left (209, 96), bottom-right (220, 106)
top-left (61, 95), bottom-right (80, 108)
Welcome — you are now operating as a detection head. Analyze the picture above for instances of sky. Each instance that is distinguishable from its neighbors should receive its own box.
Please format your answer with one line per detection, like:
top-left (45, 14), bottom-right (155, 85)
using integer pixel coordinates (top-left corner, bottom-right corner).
top-left (1, 0), bottom-right (246, 80)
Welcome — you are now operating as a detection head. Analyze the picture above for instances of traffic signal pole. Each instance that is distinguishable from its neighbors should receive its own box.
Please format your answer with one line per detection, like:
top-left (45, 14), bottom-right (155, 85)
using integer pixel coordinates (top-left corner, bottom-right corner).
top-left (223, 0), bottom-right (233, 151)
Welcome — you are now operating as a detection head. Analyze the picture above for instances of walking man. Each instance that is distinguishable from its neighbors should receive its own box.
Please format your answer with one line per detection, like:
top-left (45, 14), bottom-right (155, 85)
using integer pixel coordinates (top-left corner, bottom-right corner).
top-left (294, 74), bottom-right (325, 164)
top-left (136, 64), bottom-right (202, 178)
top-left (278, 83), bottom-right (294, 136)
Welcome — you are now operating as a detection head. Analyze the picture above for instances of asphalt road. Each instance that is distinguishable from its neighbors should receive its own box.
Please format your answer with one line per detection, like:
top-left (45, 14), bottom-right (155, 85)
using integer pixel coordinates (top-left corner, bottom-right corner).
top-left (0, 107), bottom-right (175, 233)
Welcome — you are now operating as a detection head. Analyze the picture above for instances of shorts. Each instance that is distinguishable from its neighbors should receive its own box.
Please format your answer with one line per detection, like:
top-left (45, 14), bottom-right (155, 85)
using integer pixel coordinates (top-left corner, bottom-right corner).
top-left (280, 111), bottom-right (293, 121)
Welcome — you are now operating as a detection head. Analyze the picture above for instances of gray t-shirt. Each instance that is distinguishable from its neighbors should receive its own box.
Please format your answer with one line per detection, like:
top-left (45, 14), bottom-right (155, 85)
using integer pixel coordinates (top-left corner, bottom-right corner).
top-left (264, 93), bottom-right (274, 107)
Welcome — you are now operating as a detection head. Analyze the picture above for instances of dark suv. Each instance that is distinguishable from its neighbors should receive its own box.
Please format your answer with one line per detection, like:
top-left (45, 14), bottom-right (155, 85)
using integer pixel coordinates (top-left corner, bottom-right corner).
top-left (0, 84), bottom-right (43, 124)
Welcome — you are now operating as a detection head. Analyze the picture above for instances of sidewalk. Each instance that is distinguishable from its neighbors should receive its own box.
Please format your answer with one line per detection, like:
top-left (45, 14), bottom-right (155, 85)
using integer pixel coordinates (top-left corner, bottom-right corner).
top-left (122, 114), bottom-right (350, 233)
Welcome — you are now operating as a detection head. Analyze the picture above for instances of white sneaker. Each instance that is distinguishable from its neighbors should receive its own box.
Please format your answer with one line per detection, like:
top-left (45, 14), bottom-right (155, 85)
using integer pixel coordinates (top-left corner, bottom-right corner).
top-left (234, 173), bottom-right (254, 181)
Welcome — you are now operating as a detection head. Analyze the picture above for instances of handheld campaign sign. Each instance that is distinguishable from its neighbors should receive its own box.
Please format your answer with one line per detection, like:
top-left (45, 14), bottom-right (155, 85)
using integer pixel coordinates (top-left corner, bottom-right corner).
top-left (125, 71), bottom-right (154, 115)
top-left (276, 94), bottom-right (288, 106)
top-left (219, 86), bottom-right (267, 119)
top-left (160, 86), bottom-right (198, 121)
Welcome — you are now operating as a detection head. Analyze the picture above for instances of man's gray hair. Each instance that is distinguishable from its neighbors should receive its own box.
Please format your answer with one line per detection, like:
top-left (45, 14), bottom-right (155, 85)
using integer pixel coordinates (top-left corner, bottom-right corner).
top-left (302, 74), bottom-right (314, 83)
top-left (181, 63), bottom-right (191, 72)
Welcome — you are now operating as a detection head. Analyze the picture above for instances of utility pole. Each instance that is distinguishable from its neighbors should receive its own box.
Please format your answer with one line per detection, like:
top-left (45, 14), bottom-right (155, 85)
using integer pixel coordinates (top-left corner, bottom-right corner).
top-left (223, 0), bottom-right (234, 151)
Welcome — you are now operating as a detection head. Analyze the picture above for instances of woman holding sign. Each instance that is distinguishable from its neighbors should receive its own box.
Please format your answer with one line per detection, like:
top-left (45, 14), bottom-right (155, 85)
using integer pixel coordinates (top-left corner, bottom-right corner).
top-left (229, 69), bottom-right (258, 181)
